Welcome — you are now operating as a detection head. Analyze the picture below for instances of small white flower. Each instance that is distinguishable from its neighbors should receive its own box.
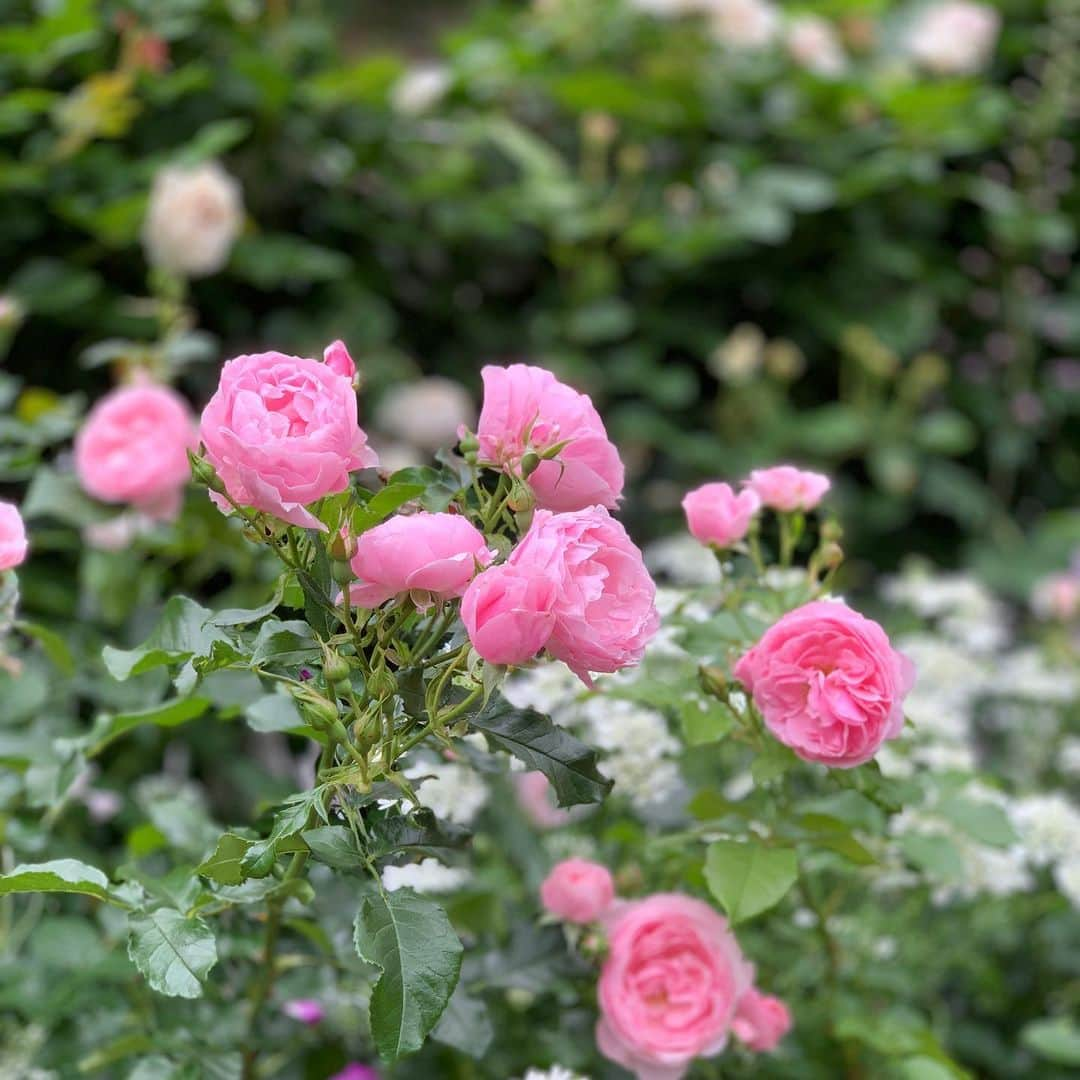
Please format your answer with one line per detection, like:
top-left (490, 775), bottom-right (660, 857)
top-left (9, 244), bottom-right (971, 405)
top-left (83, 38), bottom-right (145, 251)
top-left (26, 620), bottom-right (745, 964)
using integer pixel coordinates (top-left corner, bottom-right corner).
top-left (706, 0), bottom-right (780, 49)
top-left (521, 1066), bottom-right (590, 1080)
top-left (375, 376), bottom-right (474, 452)
top-left (405, 760), bottom-right (489, 826)
top-left (786, 16), bottom-right (846, 77)
top-left (391, 65), bottom-right (451, 115)
top-left (645, 535), bottom-right (723, 586)
top-left (381, 858), bottom-right (469, 894)
top-left (907, 1), bottom-right (1000, 76)
top-left (1009, 794), bottom-right (1080, 867)
top-left (142, 161), bottom-right (243, 277)
top-left (1053, 856), bottom-right (1080, 908)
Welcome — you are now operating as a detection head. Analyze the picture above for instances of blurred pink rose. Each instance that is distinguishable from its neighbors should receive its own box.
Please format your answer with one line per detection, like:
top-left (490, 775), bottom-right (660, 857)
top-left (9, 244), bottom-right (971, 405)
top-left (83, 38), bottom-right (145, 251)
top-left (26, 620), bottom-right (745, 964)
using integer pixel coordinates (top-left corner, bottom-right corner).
top-left (540, 858), bottom-right (615, 923)
top-left (514, 771), bottom-right (576, 829)
top-left (329, 1066), bottom-right (380, 1080)
top-left (0, 501), bottom-right (28, 571)
top-left (1031, 572), bottom-right (1080, 622)
top-left (732, 988), bottom-right (791, 1052)
top-left (597, 893), bottom-right (754, 1080)
top-left (75, 382), bottom-right (197, 520)
top-left (746, 465), bottom-right (830, 512)
top-left (282, 998), bottom-right (324, 1026)
top-left (504, 506), bottom-right (659, 684)
top-left (682, 482), bottom-right (760, 548)
top-left (199, 348), bottom-right (377, 530)
top-left (735, 600), bottom-right (915, 768)
top-left (461, 562), bottom-right (557, 665)
top-left (346, 512), bottom-right (494, 610)
top-left (908, 1), bottom-right (999, 75)
top-left (474, 363), bottom-right (624, 511)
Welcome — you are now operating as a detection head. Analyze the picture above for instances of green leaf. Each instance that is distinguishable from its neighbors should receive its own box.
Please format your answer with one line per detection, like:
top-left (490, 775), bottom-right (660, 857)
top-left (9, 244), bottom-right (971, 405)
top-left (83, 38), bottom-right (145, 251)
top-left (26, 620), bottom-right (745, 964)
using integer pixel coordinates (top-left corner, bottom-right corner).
top-left (127, 908), bottom-right (218, 999)
top-left (302, 825), bottom-right (364, 870)
top-left (431, 983), bottom-right (494, 1059)
top-left (102, 597), bottom-right (228, 681)
top-left (751, 740), bottom-right (799, 784)
top-left (207, 574), bottom-right (290, 627)
top-left (230, 234), bottom-right (351, 288)
top-left (1021, 1018), bottom-right (1080, 1066)
top-left (0, 858), bottom-right (118, 903)
top-left (353, 888), bottom-right (463, 1061)
top-left (15, 620), bottom-right (75, 675)
top-left (250, 619), bottom-right (318, 668)
top-left (681, 699), bottom-right (736, 746)
top-left (245, 692), bottom-right (305, 733)
top-left (469, 695), bottom-right (611, 807)
top-left (935, 796), bottom-right (1017, 848)
top-left (351, 481), bottom-right (426, 535)
top-left (196, 834), bottom-right (254, 886)
top-left (85, 697), bottom-right (211, 757)
top-left (899, 833), bottom-right (964, 881)
top-left (704, 841), bottom-right (798, 924)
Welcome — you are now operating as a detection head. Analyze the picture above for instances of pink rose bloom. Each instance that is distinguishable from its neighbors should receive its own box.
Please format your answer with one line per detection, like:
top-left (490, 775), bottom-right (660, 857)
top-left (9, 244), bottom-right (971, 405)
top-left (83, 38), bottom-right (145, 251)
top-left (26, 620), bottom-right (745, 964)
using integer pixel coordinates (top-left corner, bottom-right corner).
top-left (282, 998), bottom-right (324, 1026)
top-left (323, 338), bottom-right (357, 379)
top-left (329, 1066), bottom-right (380, 1080)
top-left (746, 465), bottom-right (830, 512)
top-left (74, 382), bottom-right (196, 520)
top-left (460, 562), bottom-right (558, 666)
top-left (734, 600), bottom-right (916, 769)
top-left (1031, 572), bottom-right (1080, 622)
top-left (908, 1), bottom-right (999, 75)
top-left (346, 512), bottom-right (494, 610)
top-left (0, 501), bottom-right (28, 571)
top-left (515, 771), bottom-right (577, 829)
top-left (199, 347), bottom-right (377, 530)
top-left (486, 506), bottom-right (660, 683)
top-left (732, 988), bottom-right (792, 1052)
top-left (597, 893), bottom-right (754, 1080)
top-left (540, 858), bottom-right (615, 923)
top-left (682, 482), bottom-right (760, 548)
top-left (474, 363), bottom-right (624, 511)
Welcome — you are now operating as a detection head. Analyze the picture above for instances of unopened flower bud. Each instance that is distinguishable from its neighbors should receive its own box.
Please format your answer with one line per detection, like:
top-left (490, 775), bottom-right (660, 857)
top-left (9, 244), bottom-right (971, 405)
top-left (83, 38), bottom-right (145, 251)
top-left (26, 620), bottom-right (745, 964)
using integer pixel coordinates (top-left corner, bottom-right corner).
top-left (328, 528), bottom-right (356, 562)
top-left (520, 451), bottom-right (541, 478)
top-left (332, 559), bottom-right (356, 588)
top-left (699, 665), bottom-right (729, 700)
top-left (458, 430), bottom-right (479, 458)
top-left (290, 685), bottom-right (340, 728)
top-left (188, 450), bottom-right (226, 495)
top-left (368, 665), bottom-right (397, 701)
top-left (321, 645), bottom-right (351, 686)
top-left (819, 542), bottom-right (844, 570)
top-left (820, 519), bottom-right (843, 544)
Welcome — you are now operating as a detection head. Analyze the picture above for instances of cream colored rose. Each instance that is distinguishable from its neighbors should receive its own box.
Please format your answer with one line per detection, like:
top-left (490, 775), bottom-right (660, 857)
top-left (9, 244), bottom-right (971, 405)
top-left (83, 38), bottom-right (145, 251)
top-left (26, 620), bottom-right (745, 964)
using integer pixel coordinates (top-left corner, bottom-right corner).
top-left (142, 161), bottom-right (243, 277)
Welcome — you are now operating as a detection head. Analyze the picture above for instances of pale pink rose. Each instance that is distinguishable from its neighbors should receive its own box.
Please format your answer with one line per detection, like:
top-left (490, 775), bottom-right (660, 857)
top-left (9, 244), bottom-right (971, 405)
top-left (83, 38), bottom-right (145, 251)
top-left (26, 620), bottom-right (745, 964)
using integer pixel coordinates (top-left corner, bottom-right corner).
top-left (0, 501), bottom-right (28, 571)
top-left (597, 893), bottom-right (754, 1080)
top-left (199, 349), bottom-right (378, 530)
top-left (461, 562), bottom-right (557, 665)
top-left (346, 512), bottom-right (494, 610)
top-left (682, 482), bottom-right (760, 548)
top-left (734, 600), bottom-right (916, 768)
top-left (515, 771), bottom-right (577, 829)
top-left (507, 506), bottom-right (660, 684)
top-left (708, 0), bottom-right (780, 49)
top-left (732, 988), bottom-right (791, 1052)
top-left (746, 465), bottom-right (830, 512)
top-left (282, 998), bottom-right (325, 1026)
top-left (1031, 572), bottom-right (1080, 622)
top-left (540, 858), bottom-right (615, 923)
top-left (908, 1), bottom-right (999, 75)
top-left (786, 15), bottom-right (846, 76)
top-left (75, 382), bottom-right (197, 520)
top-left (474, 363), bottom-right (624, 512)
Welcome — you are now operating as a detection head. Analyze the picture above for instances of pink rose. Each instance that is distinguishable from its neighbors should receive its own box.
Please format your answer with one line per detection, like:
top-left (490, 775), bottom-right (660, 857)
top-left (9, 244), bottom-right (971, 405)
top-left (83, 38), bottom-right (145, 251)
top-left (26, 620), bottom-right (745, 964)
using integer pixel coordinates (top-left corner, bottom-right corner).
top-left (468, 506), bottom-right (659, 683)
top-left (1031, 572), bottom-right (1080, 622)
top-left (199, 348), bottom-right (377, 530)
top-left (74, 382), bottom-right (196, 520)
top-left (732, 988), bottom-right (791, 1052)
top-left (682, 482), bottom-right (760, 548)
top-left (323, 338), bottom-right (356, 380)
top-left (514, 771), bottom-right (577, 829)
top-left (346, 512), bottom-right (494, 610)
top-left (734, 600), bottom-right (915, 768)
top-left (460, 562), bottom-right (557, 665)
top-left (597, 893), bottom-right (754, 1080)
top-left (282, 998), bottom-right (324, 1026)
top-left (329, 1066), bottom-right (380, 1080)
top-left (0, 501), bottom-right (28, 571)
top-left (540, 858), bottom-right (615, 923)
top-left (474, 363), bottom-right (624, 511)
top-left (746, 465), bottom-right (830, 512)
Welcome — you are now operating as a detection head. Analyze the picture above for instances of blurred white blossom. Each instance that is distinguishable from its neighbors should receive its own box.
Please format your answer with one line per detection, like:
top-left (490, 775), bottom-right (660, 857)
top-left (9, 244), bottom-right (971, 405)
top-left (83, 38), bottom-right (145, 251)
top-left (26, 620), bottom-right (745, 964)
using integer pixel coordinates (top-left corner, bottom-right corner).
top-left (406, 760), bottom-right (489, 825)
top-left (907, 1), bottom-right (1000, 75)
top-left (376, 376), bottom-right (474, 451)
top-left (381, 858), bottom-right (469, 894)
top-left (786, 16), bottom-right (846, 76)
top-left (391, 65), bottom-right (451, 115)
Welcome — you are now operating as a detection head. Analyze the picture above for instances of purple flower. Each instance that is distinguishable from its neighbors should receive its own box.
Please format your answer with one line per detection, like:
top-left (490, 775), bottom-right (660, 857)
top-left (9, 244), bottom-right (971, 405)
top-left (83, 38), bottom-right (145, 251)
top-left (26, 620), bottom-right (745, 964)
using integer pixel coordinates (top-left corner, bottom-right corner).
top-left (282, 999), bottom-right (325, 1026)
top-left (329, 1066), bottom-right (381, 1080)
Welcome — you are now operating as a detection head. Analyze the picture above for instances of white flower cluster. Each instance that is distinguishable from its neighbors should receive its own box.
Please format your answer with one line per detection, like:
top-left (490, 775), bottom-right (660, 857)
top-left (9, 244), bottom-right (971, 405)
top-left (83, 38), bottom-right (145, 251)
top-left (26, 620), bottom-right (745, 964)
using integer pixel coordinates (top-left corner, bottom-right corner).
top-left (405, 759), bottom-right (489, 826)
top-left (521, 1067), bottom-right (590, 1080)
top-left (381, 858), bottom-right (469, 894)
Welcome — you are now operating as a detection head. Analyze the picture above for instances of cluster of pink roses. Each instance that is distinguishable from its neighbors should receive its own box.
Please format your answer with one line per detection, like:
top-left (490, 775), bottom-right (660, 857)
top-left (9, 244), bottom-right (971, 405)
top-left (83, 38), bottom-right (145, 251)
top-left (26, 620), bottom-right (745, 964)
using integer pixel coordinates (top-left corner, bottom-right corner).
top-left (0, 500), bottom-right (27, 572)
top-left (682, 464), bottom-right (830, 550)
top-left (540, 859), bottom-right (791, 1079)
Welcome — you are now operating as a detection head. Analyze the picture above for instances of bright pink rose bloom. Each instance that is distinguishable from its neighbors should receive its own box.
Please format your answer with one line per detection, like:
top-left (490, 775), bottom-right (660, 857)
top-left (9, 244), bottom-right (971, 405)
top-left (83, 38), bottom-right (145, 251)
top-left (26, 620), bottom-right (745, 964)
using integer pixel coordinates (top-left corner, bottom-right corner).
top-left (323, 338), bottom-right (356, 379)
top-left (746, 465), bottom-right (830, 512)
top-left (282, 998), bottom-right (324, 1026)
top-left (461, 562), bottom-right (557, 665)
top-left (74, 382), bottom-right (196, 520)
top-left (346, 512), bottom-right (494, 610)
top-left (597, 893), bottom-right (754, 1080)
top-left (734, 600), bottom-right (915, 768)
top-left (474, 363), bottom-right (624, 511)
top-left (199, 348), bottom-right (377, 530)
top-left (0, 501), bottom-right (28, 571)
top-left (540, 858), bottom-right (615, 923)
top-left (515, 771), bottom-right (577, 829)
top-left (505, 506), bottom-right (659, 684)
top-left (732, 988), bottom-right (792, 1052)
top-left (682, 482), bottom-right (760, 548)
